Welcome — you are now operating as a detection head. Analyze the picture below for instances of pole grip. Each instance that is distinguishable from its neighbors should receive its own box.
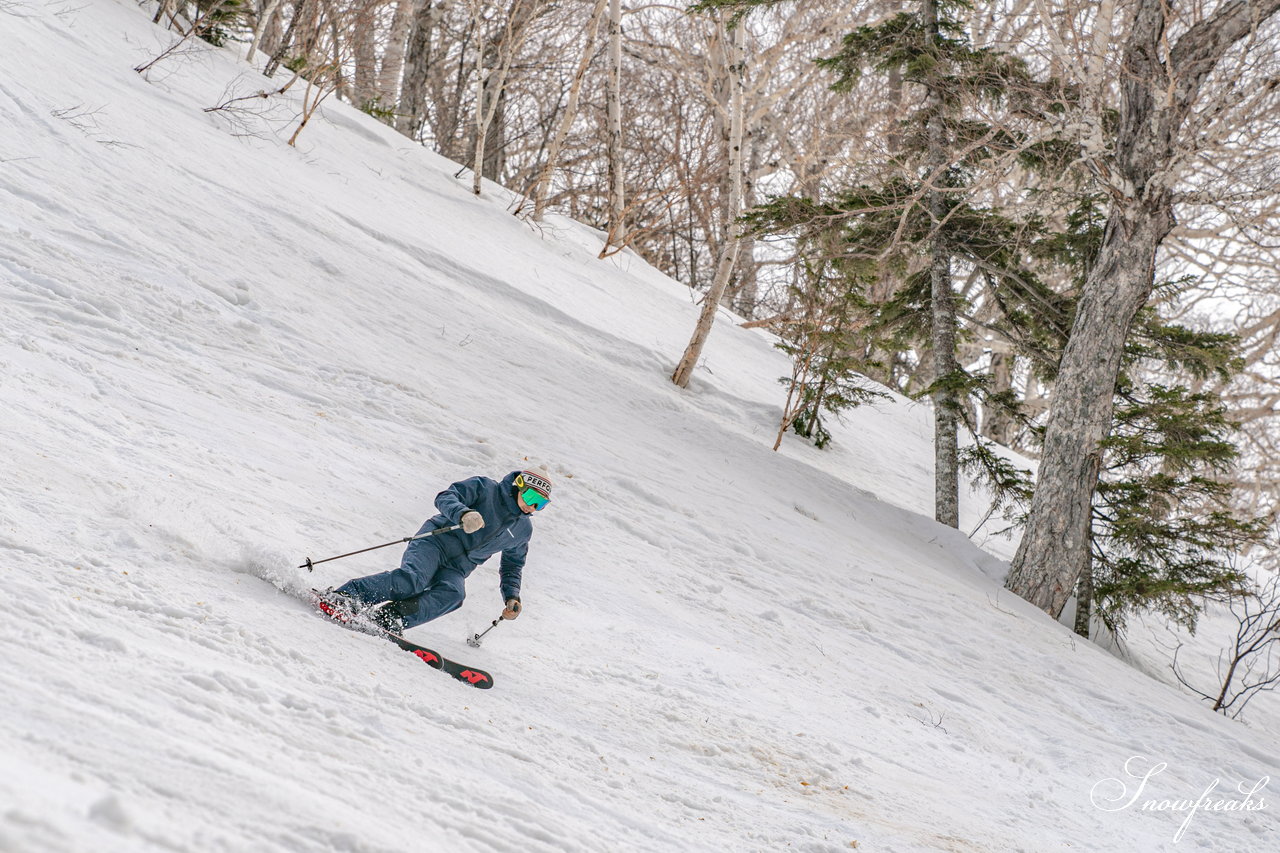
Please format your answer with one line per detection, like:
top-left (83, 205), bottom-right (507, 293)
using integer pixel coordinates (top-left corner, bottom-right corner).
top-left (407, 523), bottom-right (463, 542)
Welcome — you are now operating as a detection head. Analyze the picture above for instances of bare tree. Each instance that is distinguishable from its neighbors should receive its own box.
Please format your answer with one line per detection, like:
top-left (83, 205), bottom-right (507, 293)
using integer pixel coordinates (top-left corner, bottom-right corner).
top-left (672, 11), bottom-right (745, 388)
top-left (469, 0), bottom-right (549, 194)
top-left (136, 1), bottom-right (233, 76)
top-left (1174, 572), bottom-right (1280, 719)
top-left (520, 0), bottom-right (609, 220)
top-left (251, 0), bottom-right (388, 144)
top-left (248, 0), bottom-right (287, 64)
top-left (264, 0), bottom-right (308, 77)
top-left (260, 0), bottom-right (899, 322)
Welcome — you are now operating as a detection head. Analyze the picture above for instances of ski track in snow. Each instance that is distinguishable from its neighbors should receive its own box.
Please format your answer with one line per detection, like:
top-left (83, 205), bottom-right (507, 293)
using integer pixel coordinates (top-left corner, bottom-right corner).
top-left (1, 2), bottom-right (1277, 852)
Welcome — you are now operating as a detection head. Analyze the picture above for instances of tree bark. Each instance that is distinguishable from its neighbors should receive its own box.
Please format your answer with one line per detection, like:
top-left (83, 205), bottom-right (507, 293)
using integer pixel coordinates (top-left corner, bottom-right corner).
top-left (726, 124), bottom-right (761, 317)
top-left (983, 348), bottom-right (1017, 446)
top-left (481, 86), bottom-right (508, 180)
top-left (1007, 0), bottom-right (1280, 617)
top-left (379, 0), bottom-right (418, 106)
top-left (1073, 548), bottom-right (1094, 638)
top-left (396, 0), bottom-right (436, 140)
top-left (930, 232), bottom-right (959, 528)
top-left (924, 0), bottom-right (959, 529)
top-left (604, 0), bottom-right (626, 247)
top-left (248, 0), bottom-right (285, 65)
top-left (672, 16), bottom-right (745, 388)
top-left (470, 0), bottom-right (490, 194)
top-left (351, 6), bottom-right (379, 110)
top-left (264, 0), bottom-right (316, 78)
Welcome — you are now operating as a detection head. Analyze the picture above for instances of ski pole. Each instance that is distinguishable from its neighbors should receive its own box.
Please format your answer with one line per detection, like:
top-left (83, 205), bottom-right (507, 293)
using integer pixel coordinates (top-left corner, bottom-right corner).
top-left (299, 524), bottom-right (463, 571)
top-left (467, 617), bottom-right (503, 648)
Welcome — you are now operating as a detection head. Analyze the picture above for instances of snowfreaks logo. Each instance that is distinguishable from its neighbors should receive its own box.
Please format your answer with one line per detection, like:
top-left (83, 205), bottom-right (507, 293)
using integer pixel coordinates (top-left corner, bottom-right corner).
top-left (1090, 756), bottom-right (1269, 843)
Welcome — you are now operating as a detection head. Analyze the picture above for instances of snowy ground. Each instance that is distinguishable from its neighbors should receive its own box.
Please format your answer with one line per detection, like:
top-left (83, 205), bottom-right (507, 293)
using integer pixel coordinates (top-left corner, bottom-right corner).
top-left (1, 2), bottom-right (1276, 851)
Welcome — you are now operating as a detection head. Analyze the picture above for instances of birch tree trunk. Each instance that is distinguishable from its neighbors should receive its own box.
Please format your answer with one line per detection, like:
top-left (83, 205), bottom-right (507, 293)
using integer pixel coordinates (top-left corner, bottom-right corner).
top-left (703, 23), bottom-right (730, 269)
top-left (727, 124), bottom-right (761, 316)
top-left (470, 0), bottom-right (491, 195)
top-left (258, 0), bottom-right (288, 62)
top-left (153, 0), bottom-right (175, 25)
top-left (1006, 0), bottom-right (1280, 617)
top-left (672, 16), bottom-right (745, 389)
top-left (248, 0), bottom-right (284, 64)
top-left (379, 0), bottom-right (418, 105)
top-left (604, 0), bottom-right (626, 247)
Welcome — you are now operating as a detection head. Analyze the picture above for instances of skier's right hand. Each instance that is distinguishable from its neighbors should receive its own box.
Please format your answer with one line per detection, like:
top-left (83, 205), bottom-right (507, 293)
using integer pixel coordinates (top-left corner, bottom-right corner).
top-left (461, 511), bottom-right (485, 534)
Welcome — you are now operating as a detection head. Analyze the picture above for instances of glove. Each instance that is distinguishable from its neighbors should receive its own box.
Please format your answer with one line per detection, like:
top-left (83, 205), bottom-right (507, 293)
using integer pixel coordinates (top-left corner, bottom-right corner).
top-left (502, 597), bottom-right (522, 620)
top-left (461, 511), bottom-right (485, 534)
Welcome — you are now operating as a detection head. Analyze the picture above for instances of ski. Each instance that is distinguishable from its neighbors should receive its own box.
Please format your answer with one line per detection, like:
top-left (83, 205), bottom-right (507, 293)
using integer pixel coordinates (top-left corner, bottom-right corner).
top-left (308, 589), bottom-right (494, 689)
top-left (381, 631), bottom-right (493, 689)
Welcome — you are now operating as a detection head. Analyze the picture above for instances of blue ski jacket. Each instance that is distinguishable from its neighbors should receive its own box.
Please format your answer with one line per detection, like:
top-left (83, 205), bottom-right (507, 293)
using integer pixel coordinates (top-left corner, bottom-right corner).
top-left (420, 471), bottom-right (533, 601)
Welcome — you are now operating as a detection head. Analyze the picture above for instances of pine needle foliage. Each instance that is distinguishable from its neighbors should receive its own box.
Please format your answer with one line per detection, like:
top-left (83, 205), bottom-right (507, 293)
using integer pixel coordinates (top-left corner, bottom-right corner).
top-left (194, 0), bottom-right (247, 48)
top-left (1089, 376), bottom-right (1263, 635)
top-left (736, 0), bottom-right (1065, 458)
top-left (770, 251), bottom-right (891, 450)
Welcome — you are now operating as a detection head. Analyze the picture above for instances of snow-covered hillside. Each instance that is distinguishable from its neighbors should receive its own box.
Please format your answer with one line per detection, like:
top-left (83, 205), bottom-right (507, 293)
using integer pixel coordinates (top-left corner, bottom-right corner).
top-left (1, 3), bottom-right (1276, 851)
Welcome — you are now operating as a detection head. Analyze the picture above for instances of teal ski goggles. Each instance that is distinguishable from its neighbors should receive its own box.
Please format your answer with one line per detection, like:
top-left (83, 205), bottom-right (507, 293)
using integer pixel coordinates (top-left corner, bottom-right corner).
top-left (518, 487), bottom-right (550, 511)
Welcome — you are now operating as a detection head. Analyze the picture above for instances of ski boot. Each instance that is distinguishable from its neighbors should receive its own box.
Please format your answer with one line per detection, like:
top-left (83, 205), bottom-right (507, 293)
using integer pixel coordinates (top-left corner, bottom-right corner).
top-left (311, 587), bottom-right (363, 624)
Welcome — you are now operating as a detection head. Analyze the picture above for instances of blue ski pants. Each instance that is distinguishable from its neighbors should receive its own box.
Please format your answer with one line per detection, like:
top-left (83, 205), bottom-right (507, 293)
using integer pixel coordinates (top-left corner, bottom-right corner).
top-left (335, 537), bottom-right (468, 630)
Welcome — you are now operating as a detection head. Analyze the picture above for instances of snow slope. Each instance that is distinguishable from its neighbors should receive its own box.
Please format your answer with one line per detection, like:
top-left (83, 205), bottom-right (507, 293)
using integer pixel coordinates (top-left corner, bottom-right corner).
top-left (1, 2), bottom-right (1276, 851)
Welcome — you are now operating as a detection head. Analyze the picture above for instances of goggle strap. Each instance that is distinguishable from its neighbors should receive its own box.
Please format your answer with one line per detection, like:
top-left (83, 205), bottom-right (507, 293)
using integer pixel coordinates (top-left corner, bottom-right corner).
top-left (517, 470), bottom-right (552, 495)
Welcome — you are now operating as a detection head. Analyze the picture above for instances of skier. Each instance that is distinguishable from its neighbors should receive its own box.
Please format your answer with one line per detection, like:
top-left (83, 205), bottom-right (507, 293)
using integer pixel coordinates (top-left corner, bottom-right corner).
top-left (315, 468), bottom-right (552, 635)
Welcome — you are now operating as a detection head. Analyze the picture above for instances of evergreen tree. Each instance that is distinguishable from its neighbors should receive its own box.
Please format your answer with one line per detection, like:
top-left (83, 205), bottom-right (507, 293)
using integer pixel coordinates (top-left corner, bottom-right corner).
top-left (767, 242), bottom-right (889, 451)
top-left (731, 0), bottom-right (1058, 529)
top-left (962, 226), bottom-right (1267, 637)
top-left (194, 0), bottom-right (248, 47)
top-left (1042, 187), bottom-right (1264, 636)
top-left (826, 0), bottom-right (1030, 526)
top-left (1084, 316), bottom-right (1263, 635)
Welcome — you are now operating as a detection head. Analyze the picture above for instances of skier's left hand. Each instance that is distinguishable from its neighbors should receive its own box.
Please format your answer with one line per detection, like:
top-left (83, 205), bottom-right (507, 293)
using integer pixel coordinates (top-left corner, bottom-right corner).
top-left (502, 597), bottom-right (522, 620)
